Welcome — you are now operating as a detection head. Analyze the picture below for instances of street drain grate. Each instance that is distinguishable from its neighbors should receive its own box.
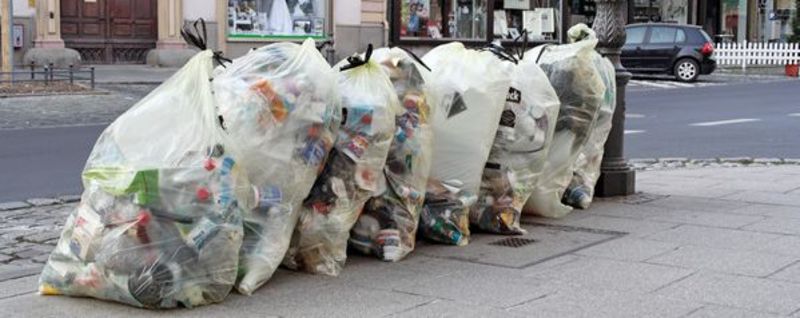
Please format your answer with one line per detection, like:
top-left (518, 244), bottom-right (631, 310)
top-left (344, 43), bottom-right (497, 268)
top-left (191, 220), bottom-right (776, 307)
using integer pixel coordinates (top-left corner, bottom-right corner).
top-left (488, 237), bottom-right (537, 248)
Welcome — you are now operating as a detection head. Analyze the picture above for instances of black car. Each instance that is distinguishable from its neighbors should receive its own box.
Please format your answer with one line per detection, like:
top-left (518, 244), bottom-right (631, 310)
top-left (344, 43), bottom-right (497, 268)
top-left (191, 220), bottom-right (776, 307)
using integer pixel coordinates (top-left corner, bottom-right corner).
top-left (621, 23), bottom-right (716, 82)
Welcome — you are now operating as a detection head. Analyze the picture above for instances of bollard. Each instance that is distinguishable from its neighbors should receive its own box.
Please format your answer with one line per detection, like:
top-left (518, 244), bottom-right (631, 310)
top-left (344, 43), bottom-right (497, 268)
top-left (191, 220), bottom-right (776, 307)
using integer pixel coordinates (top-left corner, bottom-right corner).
top-left (592, 0), bottom-right (636, 197)
top-left (90, 67), bottom-right (95, 90)
top-left (30, 62), bottom-right (34, 80)
top-left (49, 63), bottom-right (55, 82)
top-left (69, 65), bottom-right (74, 85)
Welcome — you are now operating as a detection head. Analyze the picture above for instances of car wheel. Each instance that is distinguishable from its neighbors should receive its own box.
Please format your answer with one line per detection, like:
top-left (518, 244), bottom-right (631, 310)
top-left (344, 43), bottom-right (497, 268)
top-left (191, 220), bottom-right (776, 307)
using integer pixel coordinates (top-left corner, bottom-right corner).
top-left (674, 58), bottom-right (699, 82)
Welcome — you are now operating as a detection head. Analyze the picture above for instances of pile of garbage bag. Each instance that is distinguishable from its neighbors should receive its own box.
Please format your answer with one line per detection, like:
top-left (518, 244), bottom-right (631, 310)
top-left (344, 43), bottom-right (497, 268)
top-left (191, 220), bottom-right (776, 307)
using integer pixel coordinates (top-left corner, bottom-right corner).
top-left (39, 22), bottom-right (620, 308)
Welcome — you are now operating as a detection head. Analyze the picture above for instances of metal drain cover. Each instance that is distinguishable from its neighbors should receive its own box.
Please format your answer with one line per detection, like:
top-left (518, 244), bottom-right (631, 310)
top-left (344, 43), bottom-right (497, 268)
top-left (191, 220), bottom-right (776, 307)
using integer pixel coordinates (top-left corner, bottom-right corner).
top-left (488, 237), bottom-right (537, 248)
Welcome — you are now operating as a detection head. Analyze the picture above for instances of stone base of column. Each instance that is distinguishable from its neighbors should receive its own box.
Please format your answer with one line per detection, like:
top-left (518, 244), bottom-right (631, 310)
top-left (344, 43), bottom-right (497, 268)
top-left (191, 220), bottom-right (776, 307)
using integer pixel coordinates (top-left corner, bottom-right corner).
top-left (145, 48), bottom-right (198, 67)
top-left (23, 48), bottom-right (81, 68)
top-left (594, 169), bottom-right (636, 197)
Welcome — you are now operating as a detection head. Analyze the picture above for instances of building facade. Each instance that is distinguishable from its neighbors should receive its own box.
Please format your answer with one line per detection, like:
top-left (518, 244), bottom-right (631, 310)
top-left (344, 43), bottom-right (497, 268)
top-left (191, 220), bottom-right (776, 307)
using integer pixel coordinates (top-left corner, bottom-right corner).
top-left (8, 0), bottom-right (387, 66)
top-left (8, 0), bottom-right (796, 67)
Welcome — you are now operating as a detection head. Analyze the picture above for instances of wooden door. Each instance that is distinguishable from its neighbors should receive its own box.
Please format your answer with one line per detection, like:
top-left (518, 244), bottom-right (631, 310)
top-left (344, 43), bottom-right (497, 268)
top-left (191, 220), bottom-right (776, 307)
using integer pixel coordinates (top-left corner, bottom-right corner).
top-left (61, 0), bottom-right (157, 64)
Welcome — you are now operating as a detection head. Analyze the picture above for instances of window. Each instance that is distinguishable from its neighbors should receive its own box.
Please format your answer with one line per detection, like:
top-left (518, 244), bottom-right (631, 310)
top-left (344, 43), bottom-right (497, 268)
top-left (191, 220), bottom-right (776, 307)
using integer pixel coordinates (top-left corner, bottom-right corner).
top-left (392, 0), bottom-right (565, 44)
top-left (649, 26), bottom-right (677, 44)
top-left (492, 0), bottom-right (561, 42)
top-left (400, 0), bottom-right (488, 40)
top-left (227, 0), bottom-right (328, 39)
top-left (675, 28), bottom-right (686, 43)
top-left (626, 27), bottom-right (646, 44)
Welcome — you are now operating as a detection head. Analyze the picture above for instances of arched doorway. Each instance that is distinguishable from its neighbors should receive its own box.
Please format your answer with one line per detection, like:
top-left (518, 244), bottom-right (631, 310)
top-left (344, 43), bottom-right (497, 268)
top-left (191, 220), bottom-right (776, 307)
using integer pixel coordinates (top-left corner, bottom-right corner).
top-left (60, 0), bottom-right (157, 64)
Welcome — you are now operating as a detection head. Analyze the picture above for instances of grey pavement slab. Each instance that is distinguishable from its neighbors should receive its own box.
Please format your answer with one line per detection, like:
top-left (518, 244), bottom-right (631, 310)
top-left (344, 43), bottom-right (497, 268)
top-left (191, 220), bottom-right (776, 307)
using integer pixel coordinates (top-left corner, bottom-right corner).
top-left (414, 222), bottom-right (623, 269)
top-left (645, 225), bottom-right (784, 251)
top-left (759, 235), bottom-right (800, 257)
top-left (393, 266), bottom-right (554, 308)
top-left (644, 208), bottom-right (765, 229)
top-left (637, 195), bottom-right (750, 213)
top-left (509, 286), bottom-right (701, 318)
top-left (728, 204), bottom-right (800, 219)
top-left (646, 245), bottom-right (798, 277)
top-left (742, 217), bottom-right (800, 235)
top-left (523, 256), bottom-right (694, 294)
top-left (686, 305), bottom-right (782, 318)
top-left (656, 271), bottom-right (800, 315)
top-left (767, 261), bottom-right (800, 284)
top-left (393, 299), bottom-right (526, 318)
top-left (721, 191), bottom-right (800, 207)
top-left (574, 237), bottom-right (680, 262)
top-left (535, 215), bottom-right (679, 238)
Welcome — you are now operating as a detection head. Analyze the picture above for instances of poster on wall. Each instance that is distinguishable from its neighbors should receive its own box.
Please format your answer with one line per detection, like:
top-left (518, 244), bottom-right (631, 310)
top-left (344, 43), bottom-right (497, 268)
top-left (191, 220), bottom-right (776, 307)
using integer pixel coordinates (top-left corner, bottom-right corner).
top-left (13, 25), bottom-right (24, 48)
top-left (227, 0), bottom-right (327, 39)
top-left (400, 0), bottom-right (430, 37)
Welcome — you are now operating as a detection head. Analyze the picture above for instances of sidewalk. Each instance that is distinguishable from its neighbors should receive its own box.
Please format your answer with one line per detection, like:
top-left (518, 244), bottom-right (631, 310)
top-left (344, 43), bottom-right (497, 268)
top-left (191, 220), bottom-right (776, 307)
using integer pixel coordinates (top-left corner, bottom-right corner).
top-left (1, 165), bottom-right (799, 317)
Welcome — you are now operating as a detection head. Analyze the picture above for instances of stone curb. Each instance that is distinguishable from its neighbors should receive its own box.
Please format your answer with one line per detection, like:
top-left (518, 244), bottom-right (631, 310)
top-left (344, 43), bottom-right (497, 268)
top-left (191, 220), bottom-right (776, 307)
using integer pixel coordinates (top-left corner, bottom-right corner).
top-left (0, 195), bottom-right (80, 212)
top-left (630, 157), bottom-right (800, 171)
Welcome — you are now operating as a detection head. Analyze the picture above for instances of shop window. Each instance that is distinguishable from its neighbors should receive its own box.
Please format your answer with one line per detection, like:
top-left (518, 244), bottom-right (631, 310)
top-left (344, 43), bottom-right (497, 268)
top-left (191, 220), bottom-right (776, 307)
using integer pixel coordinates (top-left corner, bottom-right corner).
top-left (227, 0), bottom-right (328, 40)
top-left (493, 0), bottom-right (561, 42)
top-left (649, 26), bottom-right (677, 44)
top-left (626, 26), bottom-right (646, 44)
top-left (399, 0), bottom-right (488, 40)
top-left (392, 0), bottom-right (565, 45)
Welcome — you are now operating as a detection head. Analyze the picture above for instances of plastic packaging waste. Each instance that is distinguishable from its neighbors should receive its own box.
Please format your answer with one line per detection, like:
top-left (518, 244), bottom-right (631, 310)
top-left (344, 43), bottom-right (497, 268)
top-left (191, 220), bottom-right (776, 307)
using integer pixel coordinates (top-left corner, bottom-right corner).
top-left (418, 179), bottom-right (476, 246)
top-left (349, 47), bottom-right (436, 262)
top-left (419, 42), bottom-right (511, 244)
top-left (522, 24), bottom-right (607, 218)
top-left (563, 53), bottom-right (617, 209)
top-left (212, 39), bottom-right (341, 294)
top-left (38, 50), bottom-right (253, 308)
top-left (284, 46), bottom-right (399, 275)
top-left (471, 46), bottom-right (561, 234)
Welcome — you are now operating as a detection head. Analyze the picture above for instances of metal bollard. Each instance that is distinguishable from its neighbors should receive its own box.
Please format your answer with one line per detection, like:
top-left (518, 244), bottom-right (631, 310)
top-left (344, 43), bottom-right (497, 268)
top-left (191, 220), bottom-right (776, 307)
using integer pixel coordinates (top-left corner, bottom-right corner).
top-left (49, 63), bottom-right (55, 82)
top-left (30, 62), bottom-right (34, 80)
top-left (593, 0), bottom-right (636, 197)
top-left (90, 67), bottom-right (95, 90)
top-left (69, 65), bottom-right (74, 85)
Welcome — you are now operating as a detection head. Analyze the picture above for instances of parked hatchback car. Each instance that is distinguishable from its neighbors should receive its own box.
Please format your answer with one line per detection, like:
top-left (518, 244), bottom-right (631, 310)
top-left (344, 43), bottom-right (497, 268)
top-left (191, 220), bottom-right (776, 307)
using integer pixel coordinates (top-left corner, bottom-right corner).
top-left (621, 23), bottom-right (716, 82)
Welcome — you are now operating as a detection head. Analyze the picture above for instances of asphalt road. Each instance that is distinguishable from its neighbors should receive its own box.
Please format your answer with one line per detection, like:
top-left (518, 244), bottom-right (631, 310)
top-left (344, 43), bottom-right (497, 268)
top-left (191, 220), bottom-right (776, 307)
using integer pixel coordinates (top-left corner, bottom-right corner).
top-left (625, 79), bottom-right (800, 158)
top-left (0, 78), bottom-right (797, 202)
top-left (0, 124), bottom-right (106, 202)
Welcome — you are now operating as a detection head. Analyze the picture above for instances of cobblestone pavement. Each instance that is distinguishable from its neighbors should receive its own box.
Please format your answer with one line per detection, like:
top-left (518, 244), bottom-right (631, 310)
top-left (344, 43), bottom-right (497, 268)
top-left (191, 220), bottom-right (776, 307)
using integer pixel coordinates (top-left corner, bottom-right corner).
top-left (0, 84), bottom-right (157, 130)
top-left (0, 201), bottom-right (75, 277)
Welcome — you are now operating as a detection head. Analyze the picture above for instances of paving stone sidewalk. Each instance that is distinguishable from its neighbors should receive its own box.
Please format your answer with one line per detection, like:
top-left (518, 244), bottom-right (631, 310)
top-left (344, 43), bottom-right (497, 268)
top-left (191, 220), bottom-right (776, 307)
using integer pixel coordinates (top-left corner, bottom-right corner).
top-left (1, 165), bottom-right (799, 317)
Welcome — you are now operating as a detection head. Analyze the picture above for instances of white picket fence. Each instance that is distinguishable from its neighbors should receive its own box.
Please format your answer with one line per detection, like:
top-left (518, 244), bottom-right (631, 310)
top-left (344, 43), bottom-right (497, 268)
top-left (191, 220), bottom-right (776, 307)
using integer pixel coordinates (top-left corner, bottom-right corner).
top-left (715, 42), bottom-right (800, 70)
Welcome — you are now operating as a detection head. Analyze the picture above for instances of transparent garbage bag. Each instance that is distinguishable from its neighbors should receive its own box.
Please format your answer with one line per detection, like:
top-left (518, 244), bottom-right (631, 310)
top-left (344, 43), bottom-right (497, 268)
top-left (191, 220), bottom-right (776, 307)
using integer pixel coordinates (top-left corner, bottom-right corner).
top-left (212, 39), bottom-right (340, 294)
top-left (284, 46), bottom-right (399, 276)
top-left (418, 42), bottom-right (511, 244)
top-left (522, 24), bottom-right (606, 218)
top-left (349, 47), bottom-right (436, 262)
top-left (38, 50), bottom-right (253, 308)
top-left (471, 48), bottom-right (560, 234)
top-left (563, 53), bottom-right (617, 209)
